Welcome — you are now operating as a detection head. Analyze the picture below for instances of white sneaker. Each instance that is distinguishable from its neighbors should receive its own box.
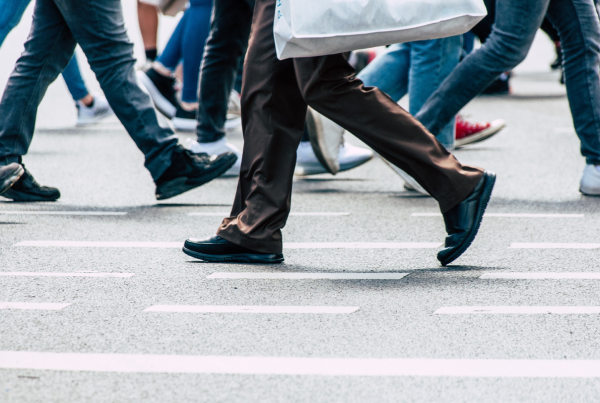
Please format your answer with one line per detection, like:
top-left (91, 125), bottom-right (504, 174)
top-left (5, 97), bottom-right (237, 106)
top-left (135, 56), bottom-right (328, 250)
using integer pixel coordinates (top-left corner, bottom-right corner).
top-left (225, 91), bottom-right (242, 132)
top-left (381, 159), bottom-right (430, 196)
top-left (295, 141), bottom-right (373, 176)
top-left (305, 107), bottom-right (344, 174)
top-left (184, 137), bottom-right (241, 177)
top-left (76, 93), bottom-right (113, 126)
top-left (580, 164), bottom-right (600, 195)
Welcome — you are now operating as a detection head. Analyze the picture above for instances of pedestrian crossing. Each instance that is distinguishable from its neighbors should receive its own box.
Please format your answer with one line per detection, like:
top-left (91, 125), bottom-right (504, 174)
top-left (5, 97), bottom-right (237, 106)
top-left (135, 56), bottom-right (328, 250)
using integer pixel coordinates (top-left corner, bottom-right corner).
top-left (3, 209), bottom-right (600, 384)
top-left (189, 212), bottom-right (350, 216)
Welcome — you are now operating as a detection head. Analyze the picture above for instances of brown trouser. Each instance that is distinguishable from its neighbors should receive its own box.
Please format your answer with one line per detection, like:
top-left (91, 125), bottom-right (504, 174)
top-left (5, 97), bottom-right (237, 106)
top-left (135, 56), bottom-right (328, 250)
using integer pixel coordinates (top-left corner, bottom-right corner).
top-left (217, 0), bottom-right (484, 254)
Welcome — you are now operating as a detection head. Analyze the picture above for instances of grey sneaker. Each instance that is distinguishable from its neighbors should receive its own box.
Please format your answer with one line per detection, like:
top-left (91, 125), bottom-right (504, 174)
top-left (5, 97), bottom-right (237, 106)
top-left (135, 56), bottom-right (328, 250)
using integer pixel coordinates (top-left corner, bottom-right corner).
top-left (580, 164), bottom-right (600, 196)
top-left (0, 163), bottom-right (24, 195)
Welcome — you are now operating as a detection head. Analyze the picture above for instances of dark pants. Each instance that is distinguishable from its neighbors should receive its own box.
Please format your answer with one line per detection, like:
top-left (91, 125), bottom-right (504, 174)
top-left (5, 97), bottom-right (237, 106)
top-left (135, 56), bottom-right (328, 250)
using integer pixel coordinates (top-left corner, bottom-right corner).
top-left (216, 0), bottom-right (484, 254)
top-left (0, 0), bottom-right (178, 180)
top-left (196, 0), bottom-right (254, 143)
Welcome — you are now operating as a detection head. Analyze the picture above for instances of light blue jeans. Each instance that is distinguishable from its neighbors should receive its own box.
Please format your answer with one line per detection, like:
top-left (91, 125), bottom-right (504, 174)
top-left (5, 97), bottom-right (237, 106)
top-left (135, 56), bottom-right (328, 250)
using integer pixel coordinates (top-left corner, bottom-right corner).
top-left (0, 0), bottom-right (89, 102)
top-left (417, 0), bottom-right (600, 165)
top-left (357, 37), bottom-right (462, 149)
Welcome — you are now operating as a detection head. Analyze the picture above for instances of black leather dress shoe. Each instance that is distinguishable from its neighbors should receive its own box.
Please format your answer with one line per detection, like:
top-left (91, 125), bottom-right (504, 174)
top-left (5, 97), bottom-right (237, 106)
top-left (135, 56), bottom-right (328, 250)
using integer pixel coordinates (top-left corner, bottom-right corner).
top-left (183, 235), bottom-right (284, 264)
top-left (438, 171), bottom-right (496, 266)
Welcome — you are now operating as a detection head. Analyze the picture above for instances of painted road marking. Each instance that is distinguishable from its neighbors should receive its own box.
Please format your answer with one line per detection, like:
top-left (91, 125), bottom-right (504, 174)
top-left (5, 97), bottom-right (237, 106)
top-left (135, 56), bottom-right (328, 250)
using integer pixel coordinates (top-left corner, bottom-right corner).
top-left (510, 243), bottom-right (600, 249)
top-left (144, 305), bottom-right (359, 314)
top-left (15, 241), bottom-right (441, 249)
top-left (207, 273), bottom-right (408, 280)
top-left (189, 212), bottom-right (350, 216)
top-left (0, 272), bottom-right (134, 278)
top-left (412, 213), bottom-right (583, 218)
top-left (0, 303), bottom-right (71, 310)
top-left (435, 306), bottom-right (600, 314)
top-left (0, 211), bottom-right (126, 216)
top-left (481, 273), bottom-right (600, 280)
top-left (3, 352), bottom-right (600, 377)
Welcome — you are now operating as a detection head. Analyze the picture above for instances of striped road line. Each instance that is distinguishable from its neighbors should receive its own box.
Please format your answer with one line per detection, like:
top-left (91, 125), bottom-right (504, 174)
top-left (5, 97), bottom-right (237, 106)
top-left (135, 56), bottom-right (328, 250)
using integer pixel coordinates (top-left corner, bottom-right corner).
top-left (206, 272), bottom-right (408, 279)
top-left (435, 306), bottom-right (600, 314)
top-left (412, 213), bottom-right (583, 218)
top-left (0, 211), bottom-right (126, 216)
top-left (14, 241), bottom-right (442, 249)
top-left (510, 243), bottom-right (600, 249)
top-left (0, 272), bottom-right (134, 278)
top-left (189, 212), bottom-right (350, 216)
top-left (144, 305), bottom-right (359, 314)
top-left (3, 352), bottom-right (600, 377)
top-left (480, 273), bottom-right (600, 280)
top-left (0, 302), bottom-right (71, 310)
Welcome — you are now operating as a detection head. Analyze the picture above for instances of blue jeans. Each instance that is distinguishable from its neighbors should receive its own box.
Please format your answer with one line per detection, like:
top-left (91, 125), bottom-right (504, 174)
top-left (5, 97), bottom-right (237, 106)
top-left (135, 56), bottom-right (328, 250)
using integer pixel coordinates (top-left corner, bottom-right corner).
top-left (357, 37), bottom-right (462, 149)
top-left (0, 0), bottom-right (90, 102)
top-left (158, 0), bottom-right (212, 103)
top-left (0, 0), bottom-right (177, 179)
top-left (417, 0), bottom-right (600, 165)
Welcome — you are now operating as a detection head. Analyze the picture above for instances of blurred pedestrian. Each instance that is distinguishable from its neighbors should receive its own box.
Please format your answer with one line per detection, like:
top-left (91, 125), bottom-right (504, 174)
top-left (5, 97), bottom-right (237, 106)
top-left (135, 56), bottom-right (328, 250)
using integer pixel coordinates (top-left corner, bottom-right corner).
top-left (0, 0), bottom-right (114, 126)
top-left (416, 0), bottom-right (600, 196)
top-left (138, 0), bottom-right (212, 131)
top-left (182, 0), bottom-right (496, 267)
top-left (0, 0), bottom-right (236, 202)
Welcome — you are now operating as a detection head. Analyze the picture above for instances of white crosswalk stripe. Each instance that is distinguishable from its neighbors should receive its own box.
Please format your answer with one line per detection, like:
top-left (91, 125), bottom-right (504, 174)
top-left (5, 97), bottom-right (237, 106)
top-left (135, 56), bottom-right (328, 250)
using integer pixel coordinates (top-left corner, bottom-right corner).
top-left (0, 272), bottom-right (134, 278)
top-left (480, 273), bottom-right (600, 279)
top-left (412, 213), bottom-right (584, 218)
top-left (206, 272), bottom-right (408, 279)
top-left (0, 303), bottom-right (71, 310)
top-left (435, 306), bottom-right (600, 314)
top-left (189, 212), bottom-right (350, 216)
top-left (510, 243), bottom-right (600, 249)
top-left (144, 305), bottom-right (359, 314)
top-left (2, 351), bottom-right (600, 377)
top-left (0, 211), bottom-right (126, 215)
top-left (14, 241), bottom-right (442, 249)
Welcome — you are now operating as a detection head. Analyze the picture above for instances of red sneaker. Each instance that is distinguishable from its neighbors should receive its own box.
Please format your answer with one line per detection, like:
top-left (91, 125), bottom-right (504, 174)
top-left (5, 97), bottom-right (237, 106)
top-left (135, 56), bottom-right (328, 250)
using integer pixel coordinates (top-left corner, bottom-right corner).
top-left (455, 116), bottom-right (506, 148)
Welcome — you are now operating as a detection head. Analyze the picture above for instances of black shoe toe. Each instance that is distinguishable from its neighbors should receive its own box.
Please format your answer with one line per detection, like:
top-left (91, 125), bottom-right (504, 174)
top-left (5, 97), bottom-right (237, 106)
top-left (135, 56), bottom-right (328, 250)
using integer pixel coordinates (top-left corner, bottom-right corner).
top-left (183, 235), bottom-right (284, 264)
top-left (438, 171), bottom-right (496, 266)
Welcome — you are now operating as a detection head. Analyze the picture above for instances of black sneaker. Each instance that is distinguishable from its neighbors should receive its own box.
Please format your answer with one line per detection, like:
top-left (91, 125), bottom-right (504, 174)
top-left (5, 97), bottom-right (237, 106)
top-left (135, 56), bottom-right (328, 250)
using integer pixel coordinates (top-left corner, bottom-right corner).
top-left (136, 68), bottom-right (178, 118)
top-left (1, 166), bottom-right (60, 202)
top-left (183, 235), bottom-right (285, 264)
top-left (155, 145), bottom-right (237, 200)
top-left (172, 105), bottom-right (197, 131)
top-left (482, 74), bottom-right (510, 95)
top-left (0, 163), bottom-right (24, 195)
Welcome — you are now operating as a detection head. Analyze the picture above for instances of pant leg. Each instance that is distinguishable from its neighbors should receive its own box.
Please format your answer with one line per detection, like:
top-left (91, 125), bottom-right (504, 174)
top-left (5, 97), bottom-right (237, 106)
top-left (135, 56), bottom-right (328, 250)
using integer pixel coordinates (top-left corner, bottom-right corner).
top-left (196, 0), bottom-right (253, 143)
top-left (0, 0), bottom-right (32, 47)
top-left (217, 0), bottom-right (307, 253)
top-left (54, 0), bottom-right (178, 181)
top-left (356, 43), bottom-right (410, 102)
top-left (61, 54), bottom-right (89, 102)
top-left (157, 10), bottom-right (187, 70)
top-left (409, 37), bottom-right (462, 149)
top-left (181, 0), bottom-right (212, 103)
top-left (416, 0), bottom-right (549, 135)
top-left (218, 0), bottom-right (483, 253)
top-left (546, 0), bottom-right (600, 165)
top-left (0, 0), bottom-right (76, 166)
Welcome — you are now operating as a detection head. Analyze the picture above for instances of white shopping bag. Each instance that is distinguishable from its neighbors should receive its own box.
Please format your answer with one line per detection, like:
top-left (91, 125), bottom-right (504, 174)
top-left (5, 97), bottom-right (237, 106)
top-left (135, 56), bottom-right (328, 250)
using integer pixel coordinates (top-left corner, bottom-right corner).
top-left (274, 0), bottom-right (487, 59)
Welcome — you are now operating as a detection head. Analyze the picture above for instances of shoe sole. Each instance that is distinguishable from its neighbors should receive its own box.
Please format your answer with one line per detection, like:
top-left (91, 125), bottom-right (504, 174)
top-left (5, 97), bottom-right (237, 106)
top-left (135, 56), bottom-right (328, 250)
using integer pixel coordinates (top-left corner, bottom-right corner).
top-left (438, 172), bottom-right (496, 266)
top-left (76, 108), bottom-right (114, 127)
top-left (455, 120), bottom-right (506, 148)
top-left (182, 246), bottom-right (284, 264)
top-left (172, 117), bottom-right (197, 131)
top-left (0, 165), bottom-right (24, 195)
top-left (580, 186), bottom-right (600, 196)
top-left (294, 154), bottom-right (373, 176)
top-left (137, 71), bottom-right (177, 118)
top-left (1, 188), bottom-right (60, 202)
top-left (156, 154), bottom-right (238, 200)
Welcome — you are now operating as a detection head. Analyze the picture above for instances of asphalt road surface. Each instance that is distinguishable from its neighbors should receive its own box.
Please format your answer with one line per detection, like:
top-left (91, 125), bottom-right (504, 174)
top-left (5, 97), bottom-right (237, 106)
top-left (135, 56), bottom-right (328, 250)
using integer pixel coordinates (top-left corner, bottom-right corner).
top-left (1, 6), bottom-right (600, 403)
